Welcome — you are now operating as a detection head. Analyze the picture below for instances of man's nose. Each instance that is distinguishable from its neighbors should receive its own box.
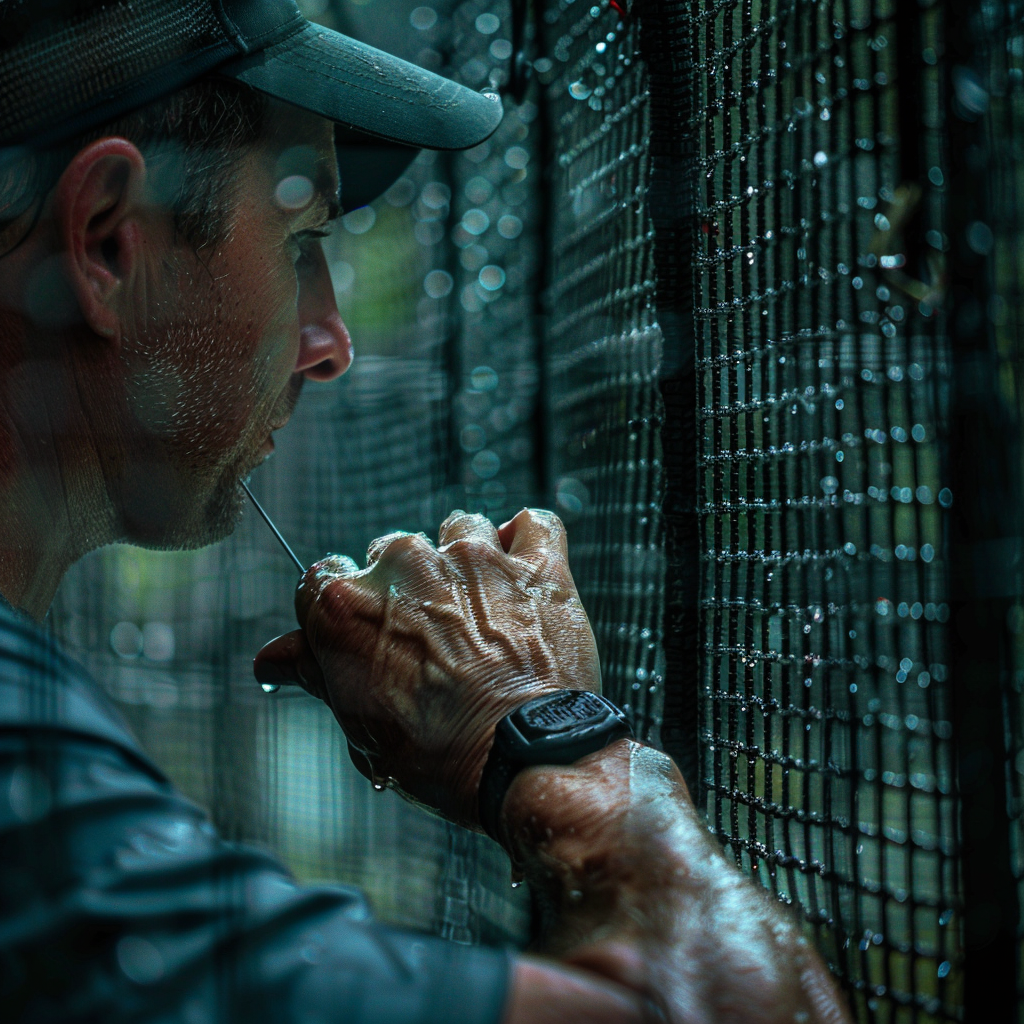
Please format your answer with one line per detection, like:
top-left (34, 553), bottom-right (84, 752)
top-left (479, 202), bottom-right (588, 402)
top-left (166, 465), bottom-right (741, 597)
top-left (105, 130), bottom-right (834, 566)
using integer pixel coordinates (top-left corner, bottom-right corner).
top-left (295, 244), bottom-right (353, 382)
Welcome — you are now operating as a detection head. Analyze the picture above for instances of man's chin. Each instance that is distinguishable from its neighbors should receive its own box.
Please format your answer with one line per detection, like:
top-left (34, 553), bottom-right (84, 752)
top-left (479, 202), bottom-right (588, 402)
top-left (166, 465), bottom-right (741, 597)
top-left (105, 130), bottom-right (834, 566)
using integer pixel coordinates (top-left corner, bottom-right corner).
top-left (173, 476), bottom-right (248, 551)
top-left (119, 464), bottom-right (249, 552)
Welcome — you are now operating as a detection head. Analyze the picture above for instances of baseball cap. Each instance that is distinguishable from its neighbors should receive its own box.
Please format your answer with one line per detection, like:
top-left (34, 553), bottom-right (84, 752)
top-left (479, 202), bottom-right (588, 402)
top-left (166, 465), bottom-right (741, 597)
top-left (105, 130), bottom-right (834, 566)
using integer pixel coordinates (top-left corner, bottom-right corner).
top-left (0, 0), bottom-right (504, 208)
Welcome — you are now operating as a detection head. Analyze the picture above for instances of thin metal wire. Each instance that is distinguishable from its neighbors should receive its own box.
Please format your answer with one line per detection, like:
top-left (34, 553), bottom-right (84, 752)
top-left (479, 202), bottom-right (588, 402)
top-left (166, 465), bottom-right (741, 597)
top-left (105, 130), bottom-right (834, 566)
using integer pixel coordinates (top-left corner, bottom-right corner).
top-left (241, 481), bottom-right (305, 575)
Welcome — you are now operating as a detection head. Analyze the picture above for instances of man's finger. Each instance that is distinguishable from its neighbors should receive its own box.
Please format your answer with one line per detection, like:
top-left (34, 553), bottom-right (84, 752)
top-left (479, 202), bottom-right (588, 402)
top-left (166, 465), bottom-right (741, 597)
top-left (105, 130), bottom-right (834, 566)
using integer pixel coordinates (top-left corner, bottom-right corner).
top-left (438, 510), bottom-right (502, 550)
top-left (295, 553), bottom-right (367, 630)
top-left (498, 508), bottom-right (569, 562)
top-left (253, 629), bottom-right (327, 701)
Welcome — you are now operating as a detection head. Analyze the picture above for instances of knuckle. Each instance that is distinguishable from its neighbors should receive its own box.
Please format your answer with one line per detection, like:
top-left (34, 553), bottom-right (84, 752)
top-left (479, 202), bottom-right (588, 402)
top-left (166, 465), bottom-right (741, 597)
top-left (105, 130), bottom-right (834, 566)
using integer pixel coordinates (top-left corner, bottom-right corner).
top-left (514, 506), bottom-right (565, 532)
top-left (441, 511), bottom-right (492, 538)
top-left (439, 509), bottom-right (470, 533)
top-left (440, 536), bottom-right (493, 560)
top-left (461, 512), bottom-right (492, 530)
top-left (377, 531), bottom-right (435, 564)
top-left (530, 507), bottom-right (566, 531)
top-left (313, 553), bottom-right (360, 576)
top-left (367, 530), bottom-right (409, 556)
top-left (301, 555), bottom-right (356, 599)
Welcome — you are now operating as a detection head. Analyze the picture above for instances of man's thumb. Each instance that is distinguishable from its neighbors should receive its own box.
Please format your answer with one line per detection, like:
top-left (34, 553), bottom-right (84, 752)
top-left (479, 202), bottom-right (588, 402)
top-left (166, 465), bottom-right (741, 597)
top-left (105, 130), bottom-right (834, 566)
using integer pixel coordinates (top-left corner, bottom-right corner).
top-left (253, 629), bottom-right (327, 700)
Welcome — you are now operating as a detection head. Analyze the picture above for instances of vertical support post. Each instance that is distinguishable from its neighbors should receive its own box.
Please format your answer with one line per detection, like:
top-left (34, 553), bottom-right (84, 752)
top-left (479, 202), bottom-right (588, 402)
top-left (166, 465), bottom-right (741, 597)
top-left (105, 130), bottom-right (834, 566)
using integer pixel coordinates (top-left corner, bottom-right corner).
top-left (639, 1), bottom-right (701, 793)
top-left (944, 1), bottom-right (1021, 1017)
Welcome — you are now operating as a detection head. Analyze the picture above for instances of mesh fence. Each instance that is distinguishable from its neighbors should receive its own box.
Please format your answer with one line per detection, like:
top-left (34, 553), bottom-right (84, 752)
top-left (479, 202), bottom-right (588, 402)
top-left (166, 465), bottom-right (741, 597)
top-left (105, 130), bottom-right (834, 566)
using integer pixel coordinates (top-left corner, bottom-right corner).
top-left (538, 0), bottom-right (667, 743)
top-left (683, 0), bottom-right (962, 1018)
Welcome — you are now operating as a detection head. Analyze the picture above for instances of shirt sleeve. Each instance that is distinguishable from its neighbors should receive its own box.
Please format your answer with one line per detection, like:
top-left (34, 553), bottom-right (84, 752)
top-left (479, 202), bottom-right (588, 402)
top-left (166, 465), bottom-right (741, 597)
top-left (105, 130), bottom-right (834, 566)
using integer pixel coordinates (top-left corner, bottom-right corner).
top-left (0, 732), bottom-right (511, 1024)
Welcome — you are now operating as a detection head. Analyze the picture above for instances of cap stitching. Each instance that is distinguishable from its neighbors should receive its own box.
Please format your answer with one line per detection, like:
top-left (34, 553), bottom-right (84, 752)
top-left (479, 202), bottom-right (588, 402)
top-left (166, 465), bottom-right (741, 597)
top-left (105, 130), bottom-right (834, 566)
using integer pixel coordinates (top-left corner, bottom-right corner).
top-left (210, 0), bottom-right (248, 52)
top-left (211, 0), bottom-right (305, 54)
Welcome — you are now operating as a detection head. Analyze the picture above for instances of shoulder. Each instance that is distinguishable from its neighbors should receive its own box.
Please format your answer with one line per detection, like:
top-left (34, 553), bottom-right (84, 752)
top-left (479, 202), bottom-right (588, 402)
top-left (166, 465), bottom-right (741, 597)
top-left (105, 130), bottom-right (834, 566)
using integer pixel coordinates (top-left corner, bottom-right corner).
top-left (0, 600), bottom-right (161, 778)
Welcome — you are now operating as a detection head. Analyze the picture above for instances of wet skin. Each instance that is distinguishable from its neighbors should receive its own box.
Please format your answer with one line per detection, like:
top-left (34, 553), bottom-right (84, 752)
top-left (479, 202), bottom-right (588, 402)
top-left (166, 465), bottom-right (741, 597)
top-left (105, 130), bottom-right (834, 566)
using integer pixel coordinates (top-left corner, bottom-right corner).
top-left (0, 99), bottom-right (852, 1023)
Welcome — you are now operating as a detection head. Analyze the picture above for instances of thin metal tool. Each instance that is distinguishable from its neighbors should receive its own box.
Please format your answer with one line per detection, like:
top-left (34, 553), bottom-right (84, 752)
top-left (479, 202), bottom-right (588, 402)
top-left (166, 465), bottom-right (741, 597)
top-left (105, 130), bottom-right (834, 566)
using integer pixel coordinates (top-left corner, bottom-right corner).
top-left (241, 480), bottom-right (306, 575)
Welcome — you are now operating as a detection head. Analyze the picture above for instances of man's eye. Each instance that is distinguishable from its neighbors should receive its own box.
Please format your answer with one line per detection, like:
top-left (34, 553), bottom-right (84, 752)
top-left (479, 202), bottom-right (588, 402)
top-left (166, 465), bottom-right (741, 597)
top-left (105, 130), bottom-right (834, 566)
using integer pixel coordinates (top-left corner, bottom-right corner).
top-left (291, 229), bottom-right (329, 270)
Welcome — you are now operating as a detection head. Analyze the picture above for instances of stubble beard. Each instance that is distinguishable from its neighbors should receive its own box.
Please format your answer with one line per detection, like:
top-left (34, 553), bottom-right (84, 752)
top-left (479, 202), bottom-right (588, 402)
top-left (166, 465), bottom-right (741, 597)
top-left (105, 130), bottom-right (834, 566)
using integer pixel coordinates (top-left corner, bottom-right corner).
top-left (119, 268), bottom-right (288, 553)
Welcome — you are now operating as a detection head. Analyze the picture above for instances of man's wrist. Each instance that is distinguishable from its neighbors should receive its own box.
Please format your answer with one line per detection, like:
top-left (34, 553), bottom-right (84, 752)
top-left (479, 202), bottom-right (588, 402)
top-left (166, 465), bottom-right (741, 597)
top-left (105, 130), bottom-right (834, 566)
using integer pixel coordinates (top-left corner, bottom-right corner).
top-left (497, 736), bottom-right (640, 855)
top-left (477, 691), bottom-right (634, 841)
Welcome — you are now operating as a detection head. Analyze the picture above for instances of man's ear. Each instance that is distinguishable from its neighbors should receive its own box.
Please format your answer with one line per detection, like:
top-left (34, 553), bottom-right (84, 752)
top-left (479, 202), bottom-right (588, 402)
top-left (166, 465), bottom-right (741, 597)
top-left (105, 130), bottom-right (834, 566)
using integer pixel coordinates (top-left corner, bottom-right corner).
top-left (52, 138), bottom-right (149, 342)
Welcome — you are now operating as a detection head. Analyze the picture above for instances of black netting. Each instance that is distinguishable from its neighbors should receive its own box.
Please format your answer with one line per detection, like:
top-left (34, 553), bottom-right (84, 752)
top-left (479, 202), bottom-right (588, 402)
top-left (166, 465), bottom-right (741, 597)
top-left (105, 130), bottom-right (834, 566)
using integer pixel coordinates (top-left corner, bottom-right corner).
top-left (677, 0), bottom-right (961, 1017)
top-left (538, 1), bottom-right (667, 743)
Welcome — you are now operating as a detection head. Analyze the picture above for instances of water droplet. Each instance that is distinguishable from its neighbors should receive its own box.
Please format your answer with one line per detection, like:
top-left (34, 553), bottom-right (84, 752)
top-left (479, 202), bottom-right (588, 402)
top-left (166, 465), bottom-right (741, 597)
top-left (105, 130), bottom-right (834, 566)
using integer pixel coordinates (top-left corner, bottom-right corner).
top-left (462, 208), bottom-right (491, 235)
top-left (470, 365), bottom-right (499, 391)
top-left (478, 265), bottom-right (506, 291)
top-left (423, 269), bottom-right (453, 299)
top-left (342, 205), bottom-right (376, 235)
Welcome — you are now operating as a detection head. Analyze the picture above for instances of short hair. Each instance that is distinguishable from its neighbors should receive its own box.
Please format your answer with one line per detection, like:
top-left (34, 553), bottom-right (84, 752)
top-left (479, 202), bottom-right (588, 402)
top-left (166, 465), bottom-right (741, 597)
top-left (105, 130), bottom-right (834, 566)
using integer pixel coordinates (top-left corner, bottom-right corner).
top-left (0, 75), bottom-right (269, 257)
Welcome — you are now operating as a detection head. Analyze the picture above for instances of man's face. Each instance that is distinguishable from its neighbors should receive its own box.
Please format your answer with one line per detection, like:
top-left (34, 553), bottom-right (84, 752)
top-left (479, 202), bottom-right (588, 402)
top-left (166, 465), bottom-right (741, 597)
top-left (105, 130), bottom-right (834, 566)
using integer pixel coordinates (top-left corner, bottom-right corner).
top-left (115, 102), bottom-right (351, 549)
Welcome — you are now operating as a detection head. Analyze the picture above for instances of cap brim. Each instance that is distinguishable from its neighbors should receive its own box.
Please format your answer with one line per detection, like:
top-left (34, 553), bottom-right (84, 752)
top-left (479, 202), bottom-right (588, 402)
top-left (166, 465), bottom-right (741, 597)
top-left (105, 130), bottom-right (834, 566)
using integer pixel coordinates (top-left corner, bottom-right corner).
top-left (221, 22), bottom-right (503, 152)
top-left (332, 126), bottom-right (418, 212)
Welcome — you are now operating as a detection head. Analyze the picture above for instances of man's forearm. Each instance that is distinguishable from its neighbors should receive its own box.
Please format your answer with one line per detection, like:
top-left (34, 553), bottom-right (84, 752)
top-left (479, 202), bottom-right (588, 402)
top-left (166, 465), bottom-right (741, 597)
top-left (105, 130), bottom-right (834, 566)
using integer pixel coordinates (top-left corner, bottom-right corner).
top-left (499, 739), bottom-right (851, 1024)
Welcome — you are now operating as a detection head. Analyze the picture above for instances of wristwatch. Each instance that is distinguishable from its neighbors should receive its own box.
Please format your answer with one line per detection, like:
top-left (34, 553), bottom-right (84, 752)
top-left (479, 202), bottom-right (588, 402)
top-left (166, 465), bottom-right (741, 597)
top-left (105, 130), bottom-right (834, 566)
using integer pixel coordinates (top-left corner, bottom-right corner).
top-left (477, 689), bottom-right (634, 841)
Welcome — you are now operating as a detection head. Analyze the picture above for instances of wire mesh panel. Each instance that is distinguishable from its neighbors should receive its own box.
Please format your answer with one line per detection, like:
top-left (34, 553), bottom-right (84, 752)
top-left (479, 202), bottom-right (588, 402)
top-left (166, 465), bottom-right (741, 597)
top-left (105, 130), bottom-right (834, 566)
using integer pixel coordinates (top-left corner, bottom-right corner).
top-left (538, 0), bottom-right (667, 743)
top-left (685, 0), bottom-right (962, 1018)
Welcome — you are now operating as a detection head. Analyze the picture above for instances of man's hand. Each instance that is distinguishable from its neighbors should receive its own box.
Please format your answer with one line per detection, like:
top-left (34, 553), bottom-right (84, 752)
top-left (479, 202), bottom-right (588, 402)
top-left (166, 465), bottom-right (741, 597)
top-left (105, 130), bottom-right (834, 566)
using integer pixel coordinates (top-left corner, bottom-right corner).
top-left (253, 508), bottom-right (601, 828)
top-left (255, 507), bottom-right (852, 1024)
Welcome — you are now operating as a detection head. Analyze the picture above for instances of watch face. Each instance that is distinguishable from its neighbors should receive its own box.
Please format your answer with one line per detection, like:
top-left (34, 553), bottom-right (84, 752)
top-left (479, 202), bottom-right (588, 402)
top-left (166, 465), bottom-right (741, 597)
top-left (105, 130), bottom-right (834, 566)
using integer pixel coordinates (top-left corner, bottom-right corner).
top-left (517, 690), bottom-right (610, 738)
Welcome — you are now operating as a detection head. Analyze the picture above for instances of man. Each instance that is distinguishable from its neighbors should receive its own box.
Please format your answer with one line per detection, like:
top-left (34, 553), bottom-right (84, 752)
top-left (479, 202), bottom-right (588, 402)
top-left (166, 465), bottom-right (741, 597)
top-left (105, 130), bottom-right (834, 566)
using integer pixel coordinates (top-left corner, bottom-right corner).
top-left (0, 1), bottom-right (851, 1021)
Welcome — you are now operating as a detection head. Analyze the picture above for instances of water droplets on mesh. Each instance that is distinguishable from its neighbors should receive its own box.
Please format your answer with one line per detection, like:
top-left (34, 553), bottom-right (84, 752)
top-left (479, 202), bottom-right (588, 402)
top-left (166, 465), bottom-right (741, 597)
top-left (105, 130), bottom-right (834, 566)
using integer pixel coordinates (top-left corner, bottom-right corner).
top-left (689, 0), bottom-right (959, 1012)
